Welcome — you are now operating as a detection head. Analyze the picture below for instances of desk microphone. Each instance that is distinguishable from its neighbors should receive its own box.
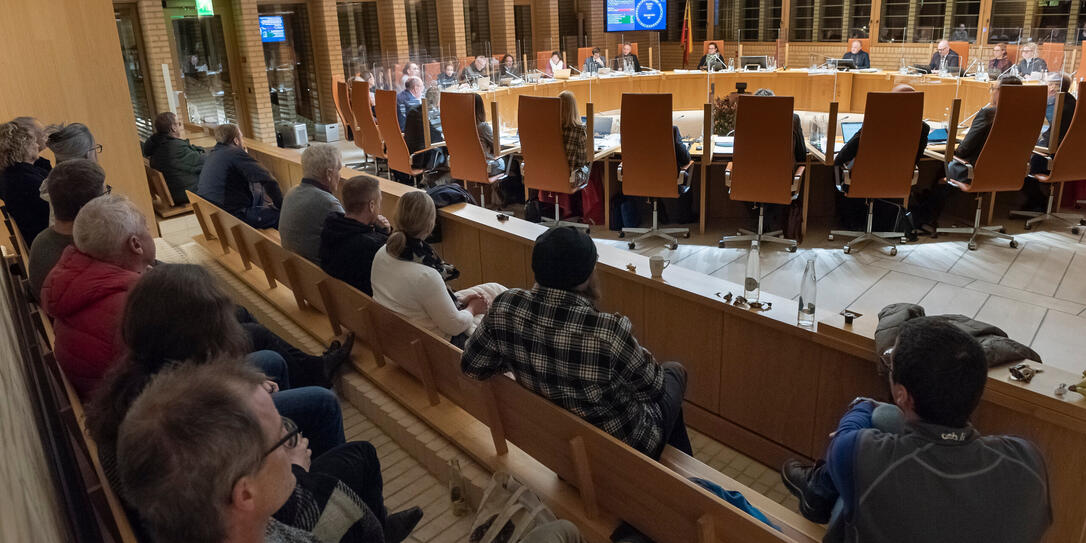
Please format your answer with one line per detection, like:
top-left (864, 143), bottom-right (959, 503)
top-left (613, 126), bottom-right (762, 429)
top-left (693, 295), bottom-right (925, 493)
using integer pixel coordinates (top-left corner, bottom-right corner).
top-left (961, 58), bottom-right (980, 77)
top-left (958, 107), bottom-right (983, 128)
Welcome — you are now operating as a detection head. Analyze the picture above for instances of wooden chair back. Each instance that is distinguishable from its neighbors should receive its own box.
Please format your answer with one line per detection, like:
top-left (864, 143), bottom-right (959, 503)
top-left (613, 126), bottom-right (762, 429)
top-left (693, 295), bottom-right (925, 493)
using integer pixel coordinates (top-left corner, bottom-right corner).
top-left (440, 91), bottom-right (493, 184)
top-left (488, 375), bottom-right (796, 543)
top-left (333, 76), bottom-right (355, 135)
top-left (536, 51), bottom-right (552, 72)
top-left (459, 56), bottom-right (476, 71)
top-left (518, 96), bottom-right (575, 194)
top-left (374, 89), bottom-right (415, 175)
top-left (971, 84), bottom-right (1047, 192)
top-left (1079, 44), bottom-right (1086, 80)
top-left (729, 95), bottom-right (797, 205)
top-left (423, 62), bottom-right (441, 83)
top-left (948, 41), bottom-right (970, 68)
top-left (847, 91), bottom-right (925, 199)
top-left (349, 80), bottom-right (386, 159)
top-left (1040, 42), bottom-right (1065, 72)
top-left (367, 300), bottom-right (443, 404)
top-left (619, 93), bottom-right (679, 198)
top-left (145, 162), bottom-right (190, 218)
top-left (703, 40), bottom-right (726, 54)
top-left (1046, 81), bottom-right (1086, 183)
top-left (1003, 44), bottom-right (1020, 66)
top-left (577, 47), bottom-right (593, 69)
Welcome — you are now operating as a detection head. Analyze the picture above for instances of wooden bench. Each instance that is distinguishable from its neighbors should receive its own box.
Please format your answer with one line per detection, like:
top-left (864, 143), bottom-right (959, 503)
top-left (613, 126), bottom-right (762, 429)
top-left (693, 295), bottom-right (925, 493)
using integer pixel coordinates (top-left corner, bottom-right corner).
top-left (184, 190), bottom-right (826, 543)
top-left (143, 162), bottom-right (192, 218)
top-left (0, 213), bottom-right (138, 542)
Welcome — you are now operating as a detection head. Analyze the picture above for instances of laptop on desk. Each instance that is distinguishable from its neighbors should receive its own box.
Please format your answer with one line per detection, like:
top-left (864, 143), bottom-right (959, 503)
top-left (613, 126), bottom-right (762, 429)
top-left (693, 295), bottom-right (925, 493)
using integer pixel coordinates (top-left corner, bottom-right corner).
top-left (840, 121), bottom-right (863, 143)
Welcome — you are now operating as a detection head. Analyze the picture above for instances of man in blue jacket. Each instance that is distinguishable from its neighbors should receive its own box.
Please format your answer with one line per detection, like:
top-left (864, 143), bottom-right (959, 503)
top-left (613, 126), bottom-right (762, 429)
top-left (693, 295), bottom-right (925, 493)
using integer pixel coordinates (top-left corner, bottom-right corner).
top-left (781, 317), bottom-right (1051, 543)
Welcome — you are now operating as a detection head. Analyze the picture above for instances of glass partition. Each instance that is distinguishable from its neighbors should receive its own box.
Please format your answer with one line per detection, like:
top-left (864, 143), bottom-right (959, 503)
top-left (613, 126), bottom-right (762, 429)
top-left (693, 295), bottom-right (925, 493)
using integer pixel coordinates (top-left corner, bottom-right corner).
top-left (790, 0), bottom-right (815, 41)
top-left (465, 0), bottom-right (492, 56)
top-left (115, 4), bottom-right (154, 139)
top-left (849, 0), bottom-right (871, 38)
top-left (258, 3), bottom-right (322, 130)
top-left (169, 5), bottom-right (237, 126)
top-left (990, 0), bottom-right (1027, 42)
top-left (338, 1), bottom-right (382, 79)
top-left (819, 0), bottom-right (845, 41)
top-left (513, 5), bottom-right (533, 60)
top-left (914, 0), bottom-right (947, 42)
top-left (406, 0), bottom-right (440, 62)
top-left (952, 0), bottom-right (981, 42)
top-left (879, 0), bottom-right (909, 42)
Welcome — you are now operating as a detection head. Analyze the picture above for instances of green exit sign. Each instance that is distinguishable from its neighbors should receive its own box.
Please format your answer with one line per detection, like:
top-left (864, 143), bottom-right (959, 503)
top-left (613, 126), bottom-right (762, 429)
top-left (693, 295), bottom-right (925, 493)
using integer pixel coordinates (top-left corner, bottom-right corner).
top-left (197, 0), bottom-right (214, 16)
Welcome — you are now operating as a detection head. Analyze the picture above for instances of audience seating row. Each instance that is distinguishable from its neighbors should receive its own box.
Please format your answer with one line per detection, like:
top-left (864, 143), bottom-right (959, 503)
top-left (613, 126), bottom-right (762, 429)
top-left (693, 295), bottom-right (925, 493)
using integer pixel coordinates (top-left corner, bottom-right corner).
top-left (0, 202), bottom-right (138, 543)
top-left (185, 190), bottom-right (826, 543)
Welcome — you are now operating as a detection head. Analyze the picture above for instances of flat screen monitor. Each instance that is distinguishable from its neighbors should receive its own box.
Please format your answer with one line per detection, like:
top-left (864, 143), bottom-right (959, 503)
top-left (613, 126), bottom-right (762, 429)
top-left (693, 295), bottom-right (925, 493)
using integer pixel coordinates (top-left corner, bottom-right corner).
top-left (829, 58), bottom-right (857, 70)
top-left (739, 56), bottom-right (768, 70)
top-left (605, 0), bottom-right (667, 32)
top-left (840, 121), bottom-right (862, 143)
top-left (259, 15), bottom-right (286, 43)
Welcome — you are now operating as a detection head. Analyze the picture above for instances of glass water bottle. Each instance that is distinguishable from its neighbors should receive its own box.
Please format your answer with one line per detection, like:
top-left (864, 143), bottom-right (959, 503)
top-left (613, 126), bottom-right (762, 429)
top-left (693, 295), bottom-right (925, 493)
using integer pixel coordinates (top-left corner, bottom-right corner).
top-left (744, 240), bottom-right (761, 303)
top-left (798, 257), bottom-right (817, 328)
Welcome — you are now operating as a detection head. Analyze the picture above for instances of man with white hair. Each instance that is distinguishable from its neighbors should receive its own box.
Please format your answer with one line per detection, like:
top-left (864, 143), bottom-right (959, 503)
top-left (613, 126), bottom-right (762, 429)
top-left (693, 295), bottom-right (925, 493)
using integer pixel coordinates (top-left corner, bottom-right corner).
top-left (927, 40), bottom-right (960, 73)
top-left (41, 194), bottom-right (156, 398)
top-left (278, 143), bottom-right (344, 264)
top-left (396, 76), bottom-right (423, 129)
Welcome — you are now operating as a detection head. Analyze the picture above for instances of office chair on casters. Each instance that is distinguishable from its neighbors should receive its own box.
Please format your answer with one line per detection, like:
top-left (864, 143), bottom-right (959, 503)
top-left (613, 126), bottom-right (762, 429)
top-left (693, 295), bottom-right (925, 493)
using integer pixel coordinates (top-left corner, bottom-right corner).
top-left (374, 90), bottom-right (442, 188)
top-left (440, 92), bottom-right (507, 208)
top-left (617, 93), bottom-right (690, 250)
top-left (1009, 84), bottom-right (1086, 235)
top-left (937, 85), bottom-right (1047, 250)
top-left (332, 77), bottom-right (365, 170)
top-left (517, 95), bottom-right (590, 231)
top-left (829, 91), bottom-right (927, 256)
top-left (719, 94), bottom-right (802, 252)
top-left (349, 80), bottom-right (387, 175)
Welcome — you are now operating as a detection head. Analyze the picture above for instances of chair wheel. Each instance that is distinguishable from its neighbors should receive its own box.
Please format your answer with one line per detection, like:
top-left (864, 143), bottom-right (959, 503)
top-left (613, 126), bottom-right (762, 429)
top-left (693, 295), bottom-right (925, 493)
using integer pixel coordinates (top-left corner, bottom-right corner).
top-left (618, 232), bottom-right (625, 238)
top-left (683, 232), bottom-right (690, 238)
top-left (1009, 240), bottom-right (1018, 248)
top-left (827, 234), bottom-right (835, 241)
top-left (900, 237), bottom-right (908, 244)
top-left (1023, 223), bottom-right (1032, 231)
top-left (843, 246), bottom-right (851, 254)
top-left (787, 245), bottom-right (797, 253)
top-left (1073, 227), bottom-right (1081, 235)
top-left (628, 242), bottom-right (636, 250)
top-left (718, 241), bottom-right (727, 248)
top-left (968, 241), bottom-right (978, 250)
top-left (889, 247), bottom-right (898, 256)
top-left (999, 227), bottom-right (1007, 234)
top-left (666, 243), bottom-right (678, 250)
top-left (1079, 219), bottom-right (1085, 226)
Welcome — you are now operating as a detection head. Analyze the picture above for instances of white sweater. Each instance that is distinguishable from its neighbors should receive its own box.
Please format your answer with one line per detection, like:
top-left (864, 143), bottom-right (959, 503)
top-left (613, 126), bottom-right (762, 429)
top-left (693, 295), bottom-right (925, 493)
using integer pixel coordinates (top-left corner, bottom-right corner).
top-left (370, 247), bottom-right (474, 340)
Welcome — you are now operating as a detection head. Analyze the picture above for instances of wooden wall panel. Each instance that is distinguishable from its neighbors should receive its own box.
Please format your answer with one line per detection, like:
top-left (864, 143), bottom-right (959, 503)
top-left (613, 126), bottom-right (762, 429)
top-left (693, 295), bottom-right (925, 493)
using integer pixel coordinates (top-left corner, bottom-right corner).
top-left (0, 0), bottom-right (158, 234)
top-left (477, 231), bottom-right (531, 288)
top-left (597, 271), bottom-right (647, 337)
top-left (640, 289), bottom-right (723, 413)
top-left (437, 218), bottom-right (483, 289)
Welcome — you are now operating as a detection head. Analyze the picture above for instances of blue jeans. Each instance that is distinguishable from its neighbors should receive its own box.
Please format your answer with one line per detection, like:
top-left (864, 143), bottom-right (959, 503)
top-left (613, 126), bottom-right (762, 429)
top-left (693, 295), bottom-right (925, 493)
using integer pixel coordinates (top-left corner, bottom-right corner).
top-left (272, 386), bottom-right (345, 457)
top-left (248, 350), bottom-right (289, 388)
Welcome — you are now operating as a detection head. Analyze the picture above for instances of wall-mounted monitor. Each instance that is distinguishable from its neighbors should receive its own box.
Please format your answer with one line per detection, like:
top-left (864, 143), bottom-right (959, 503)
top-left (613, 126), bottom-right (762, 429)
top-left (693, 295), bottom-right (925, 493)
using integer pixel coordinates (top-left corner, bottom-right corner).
top-left (259, 15), bottom-right (286, 43)
top-left (605, 0), bottom-right (667, 32)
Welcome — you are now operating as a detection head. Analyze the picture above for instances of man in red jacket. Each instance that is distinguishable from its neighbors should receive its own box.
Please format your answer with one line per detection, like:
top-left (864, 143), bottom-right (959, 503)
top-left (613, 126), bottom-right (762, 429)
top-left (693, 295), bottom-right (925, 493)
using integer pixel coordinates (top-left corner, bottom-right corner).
top-left (41, 194), bottom-right (155, 399)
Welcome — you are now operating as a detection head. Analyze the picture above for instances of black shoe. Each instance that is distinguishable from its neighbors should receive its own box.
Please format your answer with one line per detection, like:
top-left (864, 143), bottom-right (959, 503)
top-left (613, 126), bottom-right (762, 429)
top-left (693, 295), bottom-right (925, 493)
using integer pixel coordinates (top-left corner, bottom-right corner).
top-left (781, 459), bottom-right (834, 524)
top-left (384, 506), bottom-right (423, 543)
top-left (321, 332), bottom-right (355, 384)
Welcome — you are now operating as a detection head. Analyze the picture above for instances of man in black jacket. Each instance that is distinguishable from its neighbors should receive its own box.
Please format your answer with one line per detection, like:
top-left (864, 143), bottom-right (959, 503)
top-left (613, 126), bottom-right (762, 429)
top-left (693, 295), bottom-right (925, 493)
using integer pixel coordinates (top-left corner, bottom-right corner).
top-left (927, 40), bottom-right (960, 74)
top-left (196, 124), bottom-right (283, 229)
top-left (319, 176), bottom-right (390, 296)
top-left (930, 76), bottom-right (1022, 224)
top-left (842, 40), bottom-right (871, 69)
top-left (142, 112), bottom-right (205, 204)
top-left (616, 43), bottom-right (642, 73)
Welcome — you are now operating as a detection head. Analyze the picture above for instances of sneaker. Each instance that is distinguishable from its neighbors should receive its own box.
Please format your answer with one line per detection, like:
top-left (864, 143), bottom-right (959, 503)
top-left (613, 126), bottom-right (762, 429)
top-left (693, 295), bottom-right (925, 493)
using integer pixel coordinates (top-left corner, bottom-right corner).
top-left (321, 332), bottom-right (355, 383)
top-left (384, 506), bottom-right (424, 543)
top-left (780, 459), bottom-right (834, 524)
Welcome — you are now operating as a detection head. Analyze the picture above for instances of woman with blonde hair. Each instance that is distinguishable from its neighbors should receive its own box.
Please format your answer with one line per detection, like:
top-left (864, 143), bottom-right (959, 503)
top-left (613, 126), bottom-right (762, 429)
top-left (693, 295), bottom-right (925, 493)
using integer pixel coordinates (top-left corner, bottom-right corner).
top-left (370, 191), bottom-right (504, 345)
top-left (1016, 42), bottom-right (1047, 74)
top-left (558, 91), bottom-right (589, 189)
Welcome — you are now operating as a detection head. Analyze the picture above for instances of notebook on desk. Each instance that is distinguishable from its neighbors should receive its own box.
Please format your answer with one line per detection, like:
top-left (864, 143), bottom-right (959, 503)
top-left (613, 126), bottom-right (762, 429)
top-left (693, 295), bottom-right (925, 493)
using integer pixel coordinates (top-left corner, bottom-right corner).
top-left (927, 128), bottom-right (948, 143)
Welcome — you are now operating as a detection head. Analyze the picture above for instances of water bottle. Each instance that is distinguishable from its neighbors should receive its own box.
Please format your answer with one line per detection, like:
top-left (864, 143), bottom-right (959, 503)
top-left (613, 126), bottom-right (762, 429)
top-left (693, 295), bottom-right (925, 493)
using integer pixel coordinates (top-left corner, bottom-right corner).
top-left (744, 240), bottom-right (761, 303)
top-left (798, 257), bottom-right (817, 328)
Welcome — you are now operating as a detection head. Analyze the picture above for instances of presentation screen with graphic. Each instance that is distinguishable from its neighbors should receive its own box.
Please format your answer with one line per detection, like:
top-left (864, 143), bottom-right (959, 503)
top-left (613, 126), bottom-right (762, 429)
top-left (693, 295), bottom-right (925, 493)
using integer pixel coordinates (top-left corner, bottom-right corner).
top-left (605, 0), bottom-right (667, 32)
top-left (259, 15), bottom-right (286, 43)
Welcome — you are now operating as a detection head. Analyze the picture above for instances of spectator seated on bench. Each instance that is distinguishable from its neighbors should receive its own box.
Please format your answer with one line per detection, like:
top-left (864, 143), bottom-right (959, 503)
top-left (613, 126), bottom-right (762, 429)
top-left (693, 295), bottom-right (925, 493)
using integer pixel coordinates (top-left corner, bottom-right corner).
top-left (781, 317), bottom-right (1051, 542)
top-left (89, 264), bottom-right (423, 542)
top-left (462, 226), bottom-right (693, 460)
top-left (320, 176), bottom-right (391, 296)
top-left (197, 123), bottom-right (283, 229)
top-left (280, 143), bottom-right (344, 265)
top-left (141, 112), bottom-right (206, 205)
top-left (28, 159), bottom-right (107, 300)
top-left (371, 191), bottom-right (506, 347)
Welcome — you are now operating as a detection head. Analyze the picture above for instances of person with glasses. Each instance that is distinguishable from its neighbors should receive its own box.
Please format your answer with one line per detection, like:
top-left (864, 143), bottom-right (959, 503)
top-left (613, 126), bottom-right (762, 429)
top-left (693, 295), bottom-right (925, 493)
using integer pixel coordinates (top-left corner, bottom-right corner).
top-left (38, 122), bottom-right (100, 225)
top-left (89, 264), bottom-right (423, 543)
top-left (27, 159), bottom-right (107, 300)
top-left (780, 317), bottom-right (1051, 542)
top-left (116, 360), bottom-right (370, 543)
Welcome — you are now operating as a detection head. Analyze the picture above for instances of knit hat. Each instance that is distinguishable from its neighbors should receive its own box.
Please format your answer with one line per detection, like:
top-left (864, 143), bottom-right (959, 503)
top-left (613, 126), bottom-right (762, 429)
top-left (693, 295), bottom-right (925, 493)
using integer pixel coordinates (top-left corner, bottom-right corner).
top-left (532, 226), bottom-right (598, 289)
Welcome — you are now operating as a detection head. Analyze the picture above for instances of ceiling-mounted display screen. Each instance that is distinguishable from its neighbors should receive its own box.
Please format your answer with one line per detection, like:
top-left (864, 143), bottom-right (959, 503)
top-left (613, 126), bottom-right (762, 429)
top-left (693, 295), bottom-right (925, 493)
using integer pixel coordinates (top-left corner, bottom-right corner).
top-left (259, 15), bottom-right (286, 43)
top-left (605, 0), bottom-right (667, 32)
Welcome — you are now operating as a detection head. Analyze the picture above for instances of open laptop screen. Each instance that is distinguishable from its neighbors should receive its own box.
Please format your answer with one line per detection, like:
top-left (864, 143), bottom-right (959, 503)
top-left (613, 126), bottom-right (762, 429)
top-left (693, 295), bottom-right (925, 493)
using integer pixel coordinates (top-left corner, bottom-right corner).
top-left (840, 121), bottom-right (863, 143)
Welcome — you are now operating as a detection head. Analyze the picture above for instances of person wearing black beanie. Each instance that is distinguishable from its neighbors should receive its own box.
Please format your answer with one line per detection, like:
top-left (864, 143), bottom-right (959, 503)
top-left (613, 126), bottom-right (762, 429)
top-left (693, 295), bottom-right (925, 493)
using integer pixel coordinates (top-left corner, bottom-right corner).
top-left (461, 226), bottom-right (692, 460)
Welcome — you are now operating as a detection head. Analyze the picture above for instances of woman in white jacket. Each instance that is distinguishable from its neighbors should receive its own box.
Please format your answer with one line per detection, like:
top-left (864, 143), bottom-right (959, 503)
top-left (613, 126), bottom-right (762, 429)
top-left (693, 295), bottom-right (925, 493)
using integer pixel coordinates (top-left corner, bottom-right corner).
top-left (370, 191), bottom-right (504, 345)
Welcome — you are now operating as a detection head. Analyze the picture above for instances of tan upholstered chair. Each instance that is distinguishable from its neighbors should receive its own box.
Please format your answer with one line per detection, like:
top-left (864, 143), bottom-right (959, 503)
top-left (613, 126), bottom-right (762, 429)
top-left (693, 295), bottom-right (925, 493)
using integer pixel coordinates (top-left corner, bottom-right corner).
top-left (830, 91), bottom-right (925, 255)
top-left (373, 89), bottom-right (432, 186)
top-left (937, 84), bottom-right (1047, 250)
top-left (439, 91), bottom-right (506, 207)
top-left (349, 80), bottom-right (386, 174)
top-left (1010, 82), bottom-right (1086, 234)
top-left (518, 95), bottom-right (590, 230)
top-left (618, 93), bottom-right (691, 250)
top-left (720, 95), bottom-right (802, 251)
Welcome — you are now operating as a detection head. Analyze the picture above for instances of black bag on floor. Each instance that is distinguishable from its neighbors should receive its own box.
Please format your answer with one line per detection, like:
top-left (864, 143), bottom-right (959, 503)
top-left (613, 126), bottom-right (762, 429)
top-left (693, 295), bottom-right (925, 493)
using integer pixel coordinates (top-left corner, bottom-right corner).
top-left (659, 189), bottom-right (697, 225)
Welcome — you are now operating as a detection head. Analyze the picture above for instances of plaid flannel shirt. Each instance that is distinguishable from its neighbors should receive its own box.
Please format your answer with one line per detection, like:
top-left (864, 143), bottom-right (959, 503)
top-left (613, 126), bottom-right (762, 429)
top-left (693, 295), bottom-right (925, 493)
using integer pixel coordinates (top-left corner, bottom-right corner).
top-left (562, 123), bottom-right (588, 173)
top-left (461, 286), bottom-right (666, 455)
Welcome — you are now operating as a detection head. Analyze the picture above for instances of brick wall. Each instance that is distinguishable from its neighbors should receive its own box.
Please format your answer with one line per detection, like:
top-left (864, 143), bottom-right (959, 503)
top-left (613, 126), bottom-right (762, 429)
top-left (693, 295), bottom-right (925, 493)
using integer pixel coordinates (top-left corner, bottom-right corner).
top-left (378, 0), bottom-right (410, 63)
top-left (489, 0), bottom-right (516, 56)
top-left (232, 0), bottom-right (277, 143)
top-left (309, 0), bottom-right (342, 124)
top-left (530, 0), bottom-right (558, 53)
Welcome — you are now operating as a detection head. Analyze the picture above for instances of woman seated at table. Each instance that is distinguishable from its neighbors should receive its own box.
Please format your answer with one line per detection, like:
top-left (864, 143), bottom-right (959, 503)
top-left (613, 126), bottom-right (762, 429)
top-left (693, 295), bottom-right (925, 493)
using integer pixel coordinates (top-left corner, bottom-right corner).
top-left (370, 191), bottom-right (505, 346)
top-left (546, 51), bottom-right (564, 77)
top-left (499, 54), bottom-right (520, 78)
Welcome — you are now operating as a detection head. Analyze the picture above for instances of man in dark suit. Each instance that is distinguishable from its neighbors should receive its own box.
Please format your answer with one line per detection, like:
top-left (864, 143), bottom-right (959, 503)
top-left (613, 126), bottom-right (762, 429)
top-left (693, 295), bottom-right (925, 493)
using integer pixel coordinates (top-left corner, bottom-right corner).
top-left (927, 40), bottom-right (960, 74)
top-left (396, 76), bottom-right (422, 130)
top-left (929, 76), bottom-right (1023, 223)
top-left (616, 42), bottom-right (642, 73)
top-left (842, 40), bottom-right (870, 69)
top-left (1021, 74), bottom-right (1076, 210)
